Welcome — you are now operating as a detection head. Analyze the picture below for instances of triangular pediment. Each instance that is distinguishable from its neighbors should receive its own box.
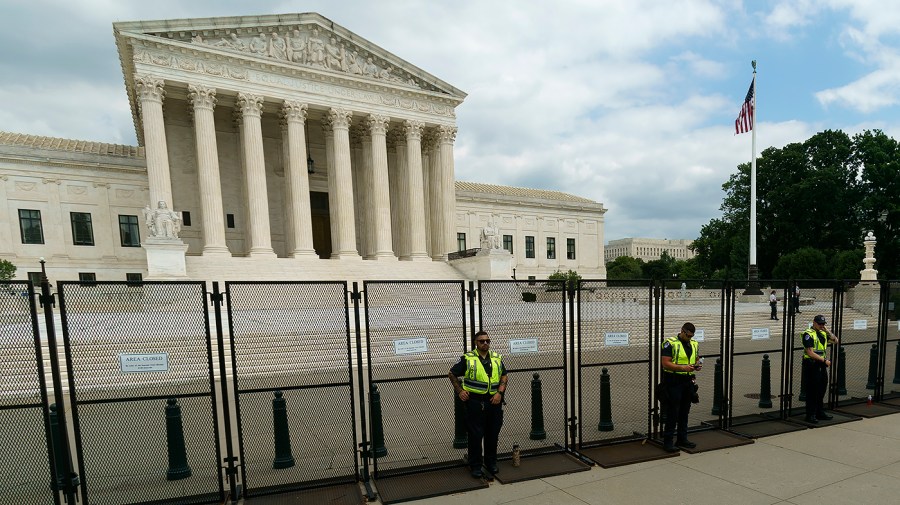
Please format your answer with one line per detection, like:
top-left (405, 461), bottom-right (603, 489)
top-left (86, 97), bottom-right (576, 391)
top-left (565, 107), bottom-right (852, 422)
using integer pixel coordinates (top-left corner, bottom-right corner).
top-left (114, 13), bottom-right (465, 99)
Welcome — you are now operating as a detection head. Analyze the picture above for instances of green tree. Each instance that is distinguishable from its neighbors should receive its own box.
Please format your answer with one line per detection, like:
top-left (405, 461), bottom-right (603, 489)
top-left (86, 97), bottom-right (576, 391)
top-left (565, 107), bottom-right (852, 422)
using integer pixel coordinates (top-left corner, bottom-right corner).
top-left (642, 251), bottom-right (677, 280)
top-left (829, 249), bottom-right (865, 281)
top-left (856, 130), bottom-right (900, 279)
top-left (605, 256), bottom-right (644, 279)
top-left (0, 259), bottom-right (15, 281)
top-left (547, 269), bottom-right (582, 290)
top-left (772, 248), bottom-right (828, 279)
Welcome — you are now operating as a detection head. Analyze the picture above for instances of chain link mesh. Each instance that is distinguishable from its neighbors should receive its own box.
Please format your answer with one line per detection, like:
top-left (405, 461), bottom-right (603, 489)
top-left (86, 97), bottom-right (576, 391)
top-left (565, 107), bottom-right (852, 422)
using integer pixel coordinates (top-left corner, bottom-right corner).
top-left (225, 282), bottom-right (356, 495)
top-left (0, 282), bottom-right (54, 504)
top-left (887, 282), bottom-right (900, 398)
top-left (58, 281), bottom-right (221, 505)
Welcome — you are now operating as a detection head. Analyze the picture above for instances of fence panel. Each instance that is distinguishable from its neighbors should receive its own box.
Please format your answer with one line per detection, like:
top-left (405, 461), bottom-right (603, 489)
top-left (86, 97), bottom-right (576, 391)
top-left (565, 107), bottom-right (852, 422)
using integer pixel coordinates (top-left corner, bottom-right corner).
top-left (577, 280), bottom-right (653, 447)
top-left (478, 280), bottom-right (568, 456)
top-left (885, 282), bottom-right (900, 399)
top-left (58, 281), bottom-right (222, 505)
top-left (835, 281), bottom-right (883, 405)
top-left (0, 282), bottom-right (56, 505)
top-left (226, 281), bottom-right (356, 496)
top-left (364, 281), bottom-right (467, 477)
top-left (787, 281), bottom-right (839, 414)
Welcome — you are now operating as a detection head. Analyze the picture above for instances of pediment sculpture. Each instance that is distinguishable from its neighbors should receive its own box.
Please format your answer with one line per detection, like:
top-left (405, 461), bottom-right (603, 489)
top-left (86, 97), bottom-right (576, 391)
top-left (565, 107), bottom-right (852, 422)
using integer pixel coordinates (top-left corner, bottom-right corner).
top-left (189, 26), bottom-right (429, 91)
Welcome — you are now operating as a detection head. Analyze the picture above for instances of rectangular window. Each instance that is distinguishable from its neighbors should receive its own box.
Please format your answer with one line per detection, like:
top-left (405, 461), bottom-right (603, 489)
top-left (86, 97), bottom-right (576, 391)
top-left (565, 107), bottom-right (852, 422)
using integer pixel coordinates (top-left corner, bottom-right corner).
top-left (27, 272), bottom-right (42, 287)
top-left (547, 237), bottom-right (556, 259)
top-left (567, 238), bottom-right (576, 260)
top-left (19, 209), bottom-right (44, 244)
top-left (226, 213), bottom-right (235, 228)
top-left (119, 215), bottom-right (141, 247)
top-left (126, 272), bottom-right (143, 285)
top-left (528, 275), bottom-right (536, 286)
top-left (78, 272), bottom-right (97, 285)
top-left (525, 236), bottom-right (535, 258)
top-left (182, 211), bottom-right (192, 227)
top-left (70, 212), bottom-right (94, 246)
top-left (457, 232), bottom-right (466, 252)
top-left (503, 234), bottom-right (513, 253)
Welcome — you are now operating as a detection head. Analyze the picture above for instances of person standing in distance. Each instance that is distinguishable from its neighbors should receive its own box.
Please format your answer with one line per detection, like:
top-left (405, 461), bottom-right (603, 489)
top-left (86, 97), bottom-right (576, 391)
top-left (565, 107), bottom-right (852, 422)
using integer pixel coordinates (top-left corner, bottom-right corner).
top-left (769, 290), bottom-right (779, 320)
top-left (661, 322), bottom-right (702, 452)
top-left (802, 315), bottom-right (839, 423)
top-left (449, 331), bottom-right (508, 478)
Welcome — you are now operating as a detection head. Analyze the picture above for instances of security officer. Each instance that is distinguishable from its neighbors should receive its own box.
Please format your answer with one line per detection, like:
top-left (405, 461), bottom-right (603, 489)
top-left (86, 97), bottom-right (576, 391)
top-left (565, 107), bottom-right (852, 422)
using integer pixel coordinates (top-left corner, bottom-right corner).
top-left (660, 322), bottom-right (702, 452)
top-left (449, 331), bottom-right (508, 478)
top-left (802, 314), bottom-right (839, 423)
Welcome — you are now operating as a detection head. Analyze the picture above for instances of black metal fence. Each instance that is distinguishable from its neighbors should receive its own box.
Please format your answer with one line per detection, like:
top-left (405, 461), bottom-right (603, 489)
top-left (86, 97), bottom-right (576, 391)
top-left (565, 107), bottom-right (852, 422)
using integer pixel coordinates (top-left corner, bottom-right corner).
top-left (6, 277), bottom-right (900, 504)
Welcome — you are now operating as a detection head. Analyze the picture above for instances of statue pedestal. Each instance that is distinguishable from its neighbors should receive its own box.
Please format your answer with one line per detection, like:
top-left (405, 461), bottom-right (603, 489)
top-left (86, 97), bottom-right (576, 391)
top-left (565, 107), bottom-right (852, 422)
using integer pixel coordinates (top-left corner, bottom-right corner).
top-left (143, 238), bottom-right (189, 279)
top-left (449, 248), bottom-right (512, 280)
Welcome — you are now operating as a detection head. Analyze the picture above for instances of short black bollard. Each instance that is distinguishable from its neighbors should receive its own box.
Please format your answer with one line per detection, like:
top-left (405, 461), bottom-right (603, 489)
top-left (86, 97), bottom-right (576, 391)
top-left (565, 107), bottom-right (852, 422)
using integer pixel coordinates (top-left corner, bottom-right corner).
top-left (837, 346), bottom-right (847, 395)
top-left (49, 404), bottom-right (79, 492)
top-left (866, 343), bottom-right (878, 390)
top-left (711, 358), bottom-right (724, 415)
top-left (165, 398), bottom-right (192, 481)
top-left (894, 340), bottom-right (900, 385)
top-left (452, 393), bottom-right (468, 449)
top-left (529, 373), bottom-right (546, 440)
top-left (758, 355), bottom-right (773, 408)
top-left (598, 368), bottom-right (614, 431)
top-left (370, 384), bottom-right (388, 458)
top-left (272, 390), bottom-right (295, 469)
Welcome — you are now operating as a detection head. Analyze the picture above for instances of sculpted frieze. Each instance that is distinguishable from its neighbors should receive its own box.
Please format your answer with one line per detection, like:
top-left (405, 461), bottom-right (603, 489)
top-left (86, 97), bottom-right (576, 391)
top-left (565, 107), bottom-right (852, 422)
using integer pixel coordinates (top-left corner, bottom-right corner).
top-left (133, 47), bottom-right (454, 118)
top-left (186, 25), bottom-right (433, 92)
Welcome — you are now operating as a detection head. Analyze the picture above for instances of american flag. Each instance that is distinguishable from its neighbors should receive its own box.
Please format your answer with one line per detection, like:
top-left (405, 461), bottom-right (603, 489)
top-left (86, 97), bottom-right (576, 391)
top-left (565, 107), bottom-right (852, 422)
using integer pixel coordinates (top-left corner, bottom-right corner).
top-left (735, 78), bottom-right (754, 135)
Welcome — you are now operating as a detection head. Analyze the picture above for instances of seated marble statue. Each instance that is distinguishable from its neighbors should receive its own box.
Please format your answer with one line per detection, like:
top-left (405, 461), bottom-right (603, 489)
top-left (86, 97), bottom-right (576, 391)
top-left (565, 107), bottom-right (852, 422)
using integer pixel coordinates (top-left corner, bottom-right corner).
top-left (143, 201), bottom-right (182, 240)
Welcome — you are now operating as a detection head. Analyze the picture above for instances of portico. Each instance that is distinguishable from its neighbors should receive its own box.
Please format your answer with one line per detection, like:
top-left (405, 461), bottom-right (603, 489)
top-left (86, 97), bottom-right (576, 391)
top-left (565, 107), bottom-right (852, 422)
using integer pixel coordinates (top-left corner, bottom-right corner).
top-left (116, 13), bottom-right (464, 264)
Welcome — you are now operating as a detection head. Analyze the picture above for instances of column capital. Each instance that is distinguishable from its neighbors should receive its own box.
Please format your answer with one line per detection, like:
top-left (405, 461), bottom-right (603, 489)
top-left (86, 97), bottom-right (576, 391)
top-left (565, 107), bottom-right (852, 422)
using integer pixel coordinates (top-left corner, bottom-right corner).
top-left (135, 74), bottom-right (166, 103)
top-left (404, 119), bottom-right (425, 141)
top-left (327, 107), bottom-right (353, 130)
top-left (281, 101), bottom-right (308, 123)
top-left (367, 114), bottom-right (390, 135)
top-left (231, 108), bottom-right (244, 128)
top-left (237, 92), bottom-right (264, 118)
top-left (188, 84), bottom-right (217, 110)
top-left (437, 125), bottom-right (458, 144)
top-left (387, 126), bottom-right (406, 147)
top-left (421, 128), bottom-right (439, 153)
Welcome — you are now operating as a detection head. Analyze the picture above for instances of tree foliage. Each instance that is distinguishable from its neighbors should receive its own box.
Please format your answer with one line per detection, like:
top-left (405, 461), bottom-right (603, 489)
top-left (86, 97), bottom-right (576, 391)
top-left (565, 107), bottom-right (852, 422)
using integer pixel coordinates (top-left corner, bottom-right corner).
top-left (0, 259), bottom-right (15, 281)
top-left (547, 269), bottom-right (582, 290)
top-left (606, 256), bottom-right (644, 279)
top-left (695, 129), bottom-right (900, 279)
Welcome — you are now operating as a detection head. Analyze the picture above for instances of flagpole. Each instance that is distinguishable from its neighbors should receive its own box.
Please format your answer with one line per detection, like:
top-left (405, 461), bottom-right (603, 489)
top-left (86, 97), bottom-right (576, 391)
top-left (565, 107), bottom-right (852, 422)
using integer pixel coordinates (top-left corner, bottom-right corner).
top-left (746, 59), bottom-right (762, 294)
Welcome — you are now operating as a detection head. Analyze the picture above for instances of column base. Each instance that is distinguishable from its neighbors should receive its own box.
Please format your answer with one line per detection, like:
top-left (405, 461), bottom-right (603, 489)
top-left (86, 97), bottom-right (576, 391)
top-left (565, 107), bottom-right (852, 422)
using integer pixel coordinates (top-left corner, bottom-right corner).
top-left (249, 248), bottom-right (277, 259)
top-left (202, 245), bottom-right (232, 257)
top-left (432, 255), bottom-right (448, 262)
top-left (405, 253), bottom-right (432, 262)
top-left (290, 250), bottom-right (319, 259)
top-left (372, 252), bottom-right (398, 261)
top-left (331, 251), bottom-right (362, 260)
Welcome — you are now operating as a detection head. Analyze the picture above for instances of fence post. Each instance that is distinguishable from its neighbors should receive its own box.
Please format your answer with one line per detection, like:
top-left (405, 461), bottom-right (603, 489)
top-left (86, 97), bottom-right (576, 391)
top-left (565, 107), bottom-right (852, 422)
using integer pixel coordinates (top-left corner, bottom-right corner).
top-left (272, 391), bottom-right (295, 469)
top-left (598, 368), bottom-right (614, 431)
top-left (837, 346), bottom-right (848, 395)
top-left (370, 384), bottom-right (388, 458)
top-left (866, 343), bottom-right (878, 389)
top-left (758, 355), bottom-right (773, 408)
top-left (894, 341), bottom-right (900, 384)
top-left (49, 404), bottom-right (79, 493)
top-left (165, 398), bottom-right (192, 480)
top-left (711, 358), bottom-right (724, 415)
top-left (529, 373), bottom-right (546, 440)
top-left (453, 394), bottom-right (468, 448)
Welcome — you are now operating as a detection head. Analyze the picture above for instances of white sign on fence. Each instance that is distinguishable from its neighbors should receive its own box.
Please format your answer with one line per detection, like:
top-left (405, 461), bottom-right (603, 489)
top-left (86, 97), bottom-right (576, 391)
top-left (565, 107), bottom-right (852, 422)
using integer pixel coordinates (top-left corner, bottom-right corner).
top-left (693, 329), bottom-right (705, 342)
top-left (604, 332), bottom-right (630, 346)
top-left (509, 338), bottom-right (539, 354)
top-left (394, 337), bottom-right (428, 355)
top-left (853, 319), bottom-right (867, 330)
top-left (119, 353), bottom-right (169, 373)
top-left (751, 328), bottom-right (770, 340)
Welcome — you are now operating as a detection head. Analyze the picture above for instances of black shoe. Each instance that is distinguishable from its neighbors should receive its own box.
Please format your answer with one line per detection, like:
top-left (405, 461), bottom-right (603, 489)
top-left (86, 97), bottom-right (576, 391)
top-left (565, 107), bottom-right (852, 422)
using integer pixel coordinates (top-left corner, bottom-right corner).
top-left (804, 416), bottom-right (819, 424)
top-left (816, 412), bottom-right (833, 420)
top-left (487, 463), bottom-right (499, 474)
top-left (677, 439), bottom-right (697, 449)
top-left (663, 440), bottom-right (679, 453)
top-left (470, 468), bottom-right (483, 478)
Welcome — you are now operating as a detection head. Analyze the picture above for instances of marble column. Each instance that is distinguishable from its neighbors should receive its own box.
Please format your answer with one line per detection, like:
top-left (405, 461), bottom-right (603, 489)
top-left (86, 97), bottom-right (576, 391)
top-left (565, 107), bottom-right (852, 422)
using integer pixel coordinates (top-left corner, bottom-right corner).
top-left (135, 74), bottom-right (173, 209)
top-left (355, 125), bottom-right (373, 258)
top-left (389, 129), bottom-right (410, 260)
top-left (237, 92), bottom-right (275, 258)
top-left (281, 101), bottom-right (317, 258)
top-left (188, 84), bottom-right (230, 256)
top-left (437, 125), bottom-right (458, 261)
top-left (327, 108), bottom-right (360, 259)
top-left (425, 130), bottom-right (444, 260)
top-left (403, 120), bottom-right (430, 261)
top-left (367, 114), bottom-right (396, 260)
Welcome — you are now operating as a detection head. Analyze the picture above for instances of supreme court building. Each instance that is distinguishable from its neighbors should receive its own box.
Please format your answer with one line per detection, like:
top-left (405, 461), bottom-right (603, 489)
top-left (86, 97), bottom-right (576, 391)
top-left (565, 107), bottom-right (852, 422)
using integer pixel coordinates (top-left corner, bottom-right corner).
top-left (0, 13), bottom-right (606, 283)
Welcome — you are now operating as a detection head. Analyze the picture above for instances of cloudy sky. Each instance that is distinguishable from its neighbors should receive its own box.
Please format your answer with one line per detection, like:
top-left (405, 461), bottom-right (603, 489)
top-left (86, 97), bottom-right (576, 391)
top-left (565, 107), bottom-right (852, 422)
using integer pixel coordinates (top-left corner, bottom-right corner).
top-left (2, 1), bottom-right (899, 242)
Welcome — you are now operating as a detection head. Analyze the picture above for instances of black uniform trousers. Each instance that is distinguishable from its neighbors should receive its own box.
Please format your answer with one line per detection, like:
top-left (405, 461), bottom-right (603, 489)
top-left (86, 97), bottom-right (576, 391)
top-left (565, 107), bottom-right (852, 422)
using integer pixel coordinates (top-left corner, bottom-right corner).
top-left (802, 358), bottom-right (828, 418)
top-left (465, 393), bottom-right (503, 469)
top-left (662, 373), bottom-right (693, 443)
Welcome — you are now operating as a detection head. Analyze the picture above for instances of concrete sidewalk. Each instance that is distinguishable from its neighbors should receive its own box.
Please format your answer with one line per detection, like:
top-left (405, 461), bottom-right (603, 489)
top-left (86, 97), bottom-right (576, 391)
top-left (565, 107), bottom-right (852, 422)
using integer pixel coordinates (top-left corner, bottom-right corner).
top-left (390, 412), bottom-right (900, 505)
